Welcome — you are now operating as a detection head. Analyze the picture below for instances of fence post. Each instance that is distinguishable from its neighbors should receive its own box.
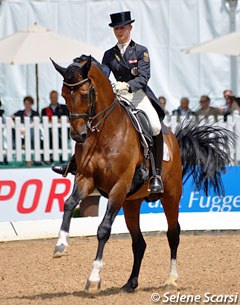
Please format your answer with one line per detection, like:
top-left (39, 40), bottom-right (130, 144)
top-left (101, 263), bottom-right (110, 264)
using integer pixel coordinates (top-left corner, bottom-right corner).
top-left (60, 116), bottom-right (69, 161)
top-left (24, 117), bottom-right (31, 162)
top-left (42, 116), bottom-right (50, 162)
top-left (33, 117), bottom-right (41, 162)
top-left (0, 118), bottom-right (4, 162)
top-left (15, 117), bottom-right (23, 162)
top-left (51, 116), bottom-right (59, 161)
top-left (5, 117), bottom-right (14, 162)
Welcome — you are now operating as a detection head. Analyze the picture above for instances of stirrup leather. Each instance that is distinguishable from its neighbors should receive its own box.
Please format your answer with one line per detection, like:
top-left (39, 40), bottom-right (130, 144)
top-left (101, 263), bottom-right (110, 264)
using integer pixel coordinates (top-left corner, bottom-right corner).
top-left (63, 162), bottom-right (71, 177)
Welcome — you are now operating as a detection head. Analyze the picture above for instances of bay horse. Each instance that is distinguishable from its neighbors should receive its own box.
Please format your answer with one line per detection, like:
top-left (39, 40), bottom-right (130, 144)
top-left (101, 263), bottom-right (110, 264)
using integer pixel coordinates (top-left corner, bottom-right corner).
top-left (51, 55), bottom-right (232, 292)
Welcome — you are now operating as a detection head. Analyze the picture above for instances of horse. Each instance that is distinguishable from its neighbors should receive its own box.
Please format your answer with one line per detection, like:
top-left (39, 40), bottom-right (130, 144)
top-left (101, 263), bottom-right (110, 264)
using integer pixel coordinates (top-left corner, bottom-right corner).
top-left (51, 55), bottom-right (233, 292)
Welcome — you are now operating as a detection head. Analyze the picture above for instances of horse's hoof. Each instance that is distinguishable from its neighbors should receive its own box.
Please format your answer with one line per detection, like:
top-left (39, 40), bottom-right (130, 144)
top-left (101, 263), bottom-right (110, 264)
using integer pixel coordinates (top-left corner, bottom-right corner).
top-left (121, 279), bottom-right (138, 293)
top-left (121, 284), bottom-right (136, 293)
top-left (85, 279), bottom-right (101, 292)
top-left (53, 244), bottom-right (69, 258)
top-left (163, 274), bottom-right (178, 291)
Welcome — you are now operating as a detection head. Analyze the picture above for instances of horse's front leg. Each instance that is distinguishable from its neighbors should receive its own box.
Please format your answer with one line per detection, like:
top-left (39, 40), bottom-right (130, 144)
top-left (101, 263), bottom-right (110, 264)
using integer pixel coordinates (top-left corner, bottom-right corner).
top-left (85, 182), bottom-right (128, 291)
top-left (53, 176), bottom-right (94, 258)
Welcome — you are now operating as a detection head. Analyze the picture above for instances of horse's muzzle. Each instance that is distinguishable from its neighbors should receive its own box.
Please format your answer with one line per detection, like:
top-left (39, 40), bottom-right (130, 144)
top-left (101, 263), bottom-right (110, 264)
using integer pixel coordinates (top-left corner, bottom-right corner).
top-left (70, 130), bottom-right (88, 143)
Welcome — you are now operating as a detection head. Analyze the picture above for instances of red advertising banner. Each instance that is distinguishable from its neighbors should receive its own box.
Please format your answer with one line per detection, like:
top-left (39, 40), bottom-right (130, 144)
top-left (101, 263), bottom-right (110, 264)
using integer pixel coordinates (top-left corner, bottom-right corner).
top-left (0, 168), bottom-right (74, 221)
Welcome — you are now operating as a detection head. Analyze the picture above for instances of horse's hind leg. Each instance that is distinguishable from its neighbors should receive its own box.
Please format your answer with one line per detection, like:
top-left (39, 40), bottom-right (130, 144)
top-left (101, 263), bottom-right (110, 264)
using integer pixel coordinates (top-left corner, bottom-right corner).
top-left (161, 189), bottom-right (181, 289)
top-left (53, 176), bottom-right (93, 258)
top-left (122, 199), bottom-right (146, 293)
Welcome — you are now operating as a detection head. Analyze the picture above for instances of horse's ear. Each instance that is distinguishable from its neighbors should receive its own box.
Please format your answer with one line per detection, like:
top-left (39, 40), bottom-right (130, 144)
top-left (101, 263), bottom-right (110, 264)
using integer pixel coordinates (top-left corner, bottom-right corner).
top-left (50, 58), bottom-right (66, 77)
top-left (81, 55), bottom-right (92, 78)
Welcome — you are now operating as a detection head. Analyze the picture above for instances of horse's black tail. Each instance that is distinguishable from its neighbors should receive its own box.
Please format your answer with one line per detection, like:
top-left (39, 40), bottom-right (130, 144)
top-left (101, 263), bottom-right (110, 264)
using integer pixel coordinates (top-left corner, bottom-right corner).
top-left (175, 119), bottom-right (235, 196)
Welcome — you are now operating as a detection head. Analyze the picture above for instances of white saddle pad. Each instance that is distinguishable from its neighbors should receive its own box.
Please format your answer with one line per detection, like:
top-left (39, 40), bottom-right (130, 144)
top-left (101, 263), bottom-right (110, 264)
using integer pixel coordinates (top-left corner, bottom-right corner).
top-left (163, 141), bottom-right (170, 161)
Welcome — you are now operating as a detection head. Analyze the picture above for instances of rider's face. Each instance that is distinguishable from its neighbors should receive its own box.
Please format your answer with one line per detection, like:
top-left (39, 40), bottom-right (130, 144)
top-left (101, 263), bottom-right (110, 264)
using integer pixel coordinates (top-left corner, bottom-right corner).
top-left (113, 24), bottom-right (132, 44)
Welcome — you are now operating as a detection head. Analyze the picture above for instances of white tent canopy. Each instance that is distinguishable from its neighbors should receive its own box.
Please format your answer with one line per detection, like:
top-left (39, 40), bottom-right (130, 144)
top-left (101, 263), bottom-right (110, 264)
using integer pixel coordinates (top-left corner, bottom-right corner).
top-left (184, 31), bottom-right (240, 56)
top-left (0, 23), bottom-right (103, 111)
top-left (0, 23), bottom-right (103, 64)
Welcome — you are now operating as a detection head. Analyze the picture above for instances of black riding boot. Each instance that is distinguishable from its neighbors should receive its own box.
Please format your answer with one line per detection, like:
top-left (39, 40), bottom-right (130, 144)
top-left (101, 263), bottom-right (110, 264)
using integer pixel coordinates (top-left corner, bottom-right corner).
top-left (148, 132), bottom-right (164, 193)
top-left (52, 154), bottom-right (77, 177)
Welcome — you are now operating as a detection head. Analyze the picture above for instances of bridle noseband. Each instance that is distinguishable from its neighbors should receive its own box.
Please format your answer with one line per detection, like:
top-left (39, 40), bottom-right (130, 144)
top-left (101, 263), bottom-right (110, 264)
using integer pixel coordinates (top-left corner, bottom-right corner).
top-left (64, 65), bottom-right (117, 133)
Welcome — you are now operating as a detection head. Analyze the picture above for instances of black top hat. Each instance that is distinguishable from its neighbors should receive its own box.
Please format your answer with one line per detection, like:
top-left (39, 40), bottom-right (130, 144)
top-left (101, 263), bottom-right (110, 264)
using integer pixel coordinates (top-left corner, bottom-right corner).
top-left (109, 11), bottom-right (135, 27)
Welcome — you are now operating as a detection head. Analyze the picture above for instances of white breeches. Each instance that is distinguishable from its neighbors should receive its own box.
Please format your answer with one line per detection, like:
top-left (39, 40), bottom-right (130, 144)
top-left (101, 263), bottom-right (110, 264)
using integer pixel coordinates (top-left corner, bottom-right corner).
top-left (121, 89), bottom-right (161, 136)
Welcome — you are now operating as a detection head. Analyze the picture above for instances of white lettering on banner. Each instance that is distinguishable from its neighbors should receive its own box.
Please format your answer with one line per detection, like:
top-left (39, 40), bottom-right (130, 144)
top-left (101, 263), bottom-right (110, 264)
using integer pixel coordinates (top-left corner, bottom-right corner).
top-left (148, 201), bottom-right (162, 208)
top-left (188, 192), bottom-right (240, 212)
top-left (0, 168), bottom-right (74, 222)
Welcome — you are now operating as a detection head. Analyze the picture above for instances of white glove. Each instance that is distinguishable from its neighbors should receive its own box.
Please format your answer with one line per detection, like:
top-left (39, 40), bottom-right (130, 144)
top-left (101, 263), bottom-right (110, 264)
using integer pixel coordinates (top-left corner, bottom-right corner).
top-left (114, 81), bottom-right (129, 94)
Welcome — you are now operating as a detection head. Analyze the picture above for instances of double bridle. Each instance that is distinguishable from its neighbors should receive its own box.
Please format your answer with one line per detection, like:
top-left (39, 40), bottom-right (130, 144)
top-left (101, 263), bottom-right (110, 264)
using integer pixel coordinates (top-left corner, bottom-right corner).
top-left (63, 66), bottom-right (117, 132)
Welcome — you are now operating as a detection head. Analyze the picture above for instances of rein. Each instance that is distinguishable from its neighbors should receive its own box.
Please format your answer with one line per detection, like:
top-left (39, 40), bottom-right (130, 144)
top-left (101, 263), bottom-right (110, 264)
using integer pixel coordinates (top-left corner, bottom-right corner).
top-left (64, 77), bottom-right (117, 132)
top-left (87, 98), bottom-right (117, 132)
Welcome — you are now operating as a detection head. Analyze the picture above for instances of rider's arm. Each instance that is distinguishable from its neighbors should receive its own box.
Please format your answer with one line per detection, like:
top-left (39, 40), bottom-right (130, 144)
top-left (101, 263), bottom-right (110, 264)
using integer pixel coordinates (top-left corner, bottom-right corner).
top-left (102, 51), bottom-right (111, 77)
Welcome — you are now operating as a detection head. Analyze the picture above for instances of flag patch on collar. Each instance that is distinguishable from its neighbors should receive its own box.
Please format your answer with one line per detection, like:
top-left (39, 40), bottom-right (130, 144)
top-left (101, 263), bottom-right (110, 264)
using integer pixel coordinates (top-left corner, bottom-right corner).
top-left (128, 59), bottom-right (137, 64)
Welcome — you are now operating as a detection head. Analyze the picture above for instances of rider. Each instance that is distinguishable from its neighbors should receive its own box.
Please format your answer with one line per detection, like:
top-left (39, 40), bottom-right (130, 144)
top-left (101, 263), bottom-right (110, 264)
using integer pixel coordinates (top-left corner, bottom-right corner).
top-left (52, 11), bottom-right (165, 193)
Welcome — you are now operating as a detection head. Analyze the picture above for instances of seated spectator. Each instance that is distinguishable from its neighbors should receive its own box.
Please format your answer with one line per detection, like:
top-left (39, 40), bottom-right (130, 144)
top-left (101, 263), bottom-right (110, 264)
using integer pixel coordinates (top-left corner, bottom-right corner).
top-left (41, 90), bottom-right (69, 163)
top-left (220, 89), bottom-right (233, 113)
top-left (41, 90), bottom-right (69, 120)
top-left (172, 97), bottom-right (195, 119)
top-left (231, 96), bottom-right (240, 114)
top-left (0, 99), bottom-right (4, 119)
top-left (13, 96), bottom-right (39, 123)
top-left (223, 95), bottom-right (234, 121)
top-left (158, 96), bottom-right (169, 115)
top-left (0, 99), bottom-right (7, 164)
top-left (12, 96), bottom-right (39, 166)
top-left (195, 95), bottom-right (219, 121)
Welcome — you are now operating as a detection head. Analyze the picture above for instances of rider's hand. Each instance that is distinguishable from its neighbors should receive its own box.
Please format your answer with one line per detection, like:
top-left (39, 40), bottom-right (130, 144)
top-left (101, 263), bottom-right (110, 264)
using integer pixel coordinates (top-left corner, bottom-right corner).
top-left (114, 81), bottom-right (130, 94)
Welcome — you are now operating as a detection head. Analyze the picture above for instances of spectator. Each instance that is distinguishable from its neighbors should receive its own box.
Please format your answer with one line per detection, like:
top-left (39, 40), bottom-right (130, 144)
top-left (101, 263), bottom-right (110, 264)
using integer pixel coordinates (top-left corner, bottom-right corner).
top-left (172, 97), bottom-right (195, 119)
top-left (231, 96), bottom-right (240, 114)
top-left (13, 96), bottom-right (39, 123)
top-left (195, 95), bottom-right (219, 121)
top-left (219, 89), bottom-right (234, 115)
top-left (12, 96), bottom-right (39, 166)
top-left (41, 90), bottom-right (69, 120)
top-left (223, 95), bottom-right (234, 122)
top-left (0, 99), bottom-right (4, 119)
top-left (0, 99), bottom-right (7, 165)
top-left (41, 91), bottom-right (69, 163)
top-left (223, 89), bottom-right (233, 108)
top-left (158, 96), bottom-right (169, 115)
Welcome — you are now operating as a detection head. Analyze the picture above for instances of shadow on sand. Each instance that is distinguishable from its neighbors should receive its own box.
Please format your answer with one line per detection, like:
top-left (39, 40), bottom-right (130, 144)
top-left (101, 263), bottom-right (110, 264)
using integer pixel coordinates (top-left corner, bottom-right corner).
top-left (1, 284), bottom-right (187, 301)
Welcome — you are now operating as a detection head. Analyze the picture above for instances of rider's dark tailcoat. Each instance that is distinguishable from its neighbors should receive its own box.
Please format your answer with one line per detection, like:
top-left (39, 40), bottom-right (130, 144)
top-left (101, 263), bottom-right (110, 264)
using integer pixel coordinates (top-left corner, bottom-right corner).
top-left (102, 40), bottom-right (165, 121)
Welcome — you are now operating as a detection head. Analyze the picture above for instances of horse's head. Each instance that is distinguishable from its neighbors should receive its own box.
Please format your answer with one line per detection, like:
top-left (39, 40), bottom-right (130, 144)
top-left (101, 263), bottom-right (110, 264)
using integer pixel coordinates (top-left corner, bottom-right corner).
top-left (51, 55), bottom-right (95, 144)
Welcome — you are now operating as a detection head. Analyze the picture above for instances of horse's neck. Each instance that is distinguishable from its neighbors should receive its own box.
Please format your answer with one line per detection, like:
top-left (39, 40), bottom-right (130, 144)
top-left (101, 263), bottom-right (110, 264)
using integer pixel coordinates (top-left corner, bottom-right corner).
top-left (89, 65), bottom-right (115, 109)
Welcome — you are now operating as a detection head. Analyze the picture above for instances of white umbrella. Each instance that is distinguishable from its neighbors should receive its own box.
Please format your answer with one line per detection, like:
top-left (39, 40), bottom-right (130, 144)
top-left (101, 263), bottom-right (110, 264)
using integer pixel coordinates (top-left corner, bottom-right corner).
top-left (0, 23), bottom-right (103, 111)
top-left (184, 31), bottom-right (240, 94)
top-left (184, 31), bottom-right (240, 56)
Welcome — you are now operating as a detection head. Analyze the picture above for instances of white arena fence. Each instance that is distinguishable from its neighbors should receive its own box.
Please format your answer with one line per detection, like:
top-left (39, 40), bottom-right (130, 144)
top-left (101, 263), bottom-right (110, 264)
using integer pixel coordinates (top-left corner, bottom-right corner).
top-left (0, 114), bottom-right (240, 164)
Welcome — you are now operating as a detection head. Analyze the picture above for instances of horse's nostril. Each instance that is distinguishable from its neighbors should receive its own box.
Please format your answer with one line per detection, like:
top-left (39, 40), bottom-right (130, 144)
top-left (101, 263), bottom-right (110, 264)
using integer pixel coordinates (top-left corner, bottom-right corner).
top-left (80, 133), bottom-right (87, 142)
top-left (70, 131), bottom-right (87, 143)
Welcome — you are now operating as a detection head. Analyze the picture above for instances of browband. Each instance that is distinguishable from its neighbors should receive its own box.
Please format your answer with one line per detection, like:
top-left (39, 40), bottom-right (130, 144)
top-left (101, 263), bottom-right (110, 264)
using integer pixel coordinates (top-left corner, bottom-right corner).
top-left (63, 78), bottom-right (89, 87)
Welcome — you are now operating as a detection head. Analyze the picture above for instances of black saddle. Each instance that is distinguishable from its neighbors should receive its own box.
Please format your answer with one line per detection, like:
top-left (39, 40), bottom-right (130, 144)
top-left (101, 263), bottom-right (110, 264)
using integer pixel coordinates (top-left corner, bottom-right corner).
top-left (118, 98), bottom-right (153, 155)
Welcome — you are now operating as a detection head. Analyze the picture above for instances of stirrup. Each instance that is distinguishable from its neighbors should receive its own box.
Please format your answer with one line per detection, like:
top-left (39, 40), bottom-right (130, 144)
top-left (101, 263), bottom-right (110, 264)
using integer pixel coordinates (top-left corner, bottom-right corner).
top-left (148, 175), bottom-right (164, 194)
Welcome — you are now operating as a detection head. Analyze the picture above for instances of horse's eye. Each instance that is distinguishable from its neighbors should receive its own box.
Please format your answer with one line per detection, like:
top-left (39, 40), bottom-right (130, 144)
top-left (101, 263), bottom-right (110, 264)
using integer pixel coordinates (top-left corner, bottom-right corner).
top-left (81, 93), bottom-right (89, 100)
